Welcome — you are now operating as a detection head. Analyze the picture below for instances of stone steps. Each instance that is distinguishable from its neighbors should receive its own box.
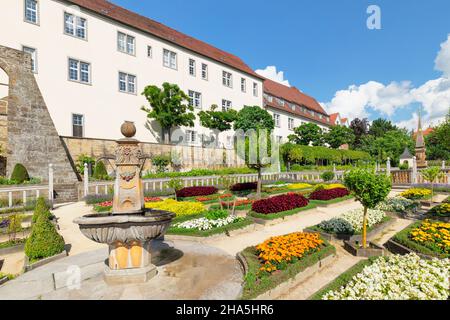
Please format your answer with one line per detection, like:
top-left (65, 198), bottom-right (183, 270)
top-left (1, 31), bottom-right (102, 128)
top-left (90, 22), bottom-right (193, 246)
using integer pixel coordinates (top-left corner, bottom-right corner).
top-left (53, 183), bottom-right (79, 203)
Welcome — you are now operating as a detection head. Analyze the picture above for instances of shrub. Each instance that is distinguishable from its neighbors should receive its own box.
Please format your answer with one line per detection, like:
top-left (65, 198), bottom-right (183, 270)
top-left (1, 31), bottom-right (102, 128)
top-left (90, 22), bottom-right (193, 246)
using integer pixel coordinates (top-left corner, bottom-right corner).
top-left (10, 164), bottom-right (30, 184)
top-left (145, 199), bottom-right (205, 217)
top-left (376, 196), bottom-right (419, 213)
top-left (176, 186), bottom-right (218, 198)
top-left (151, 154), bottom-right (171, 173)
top-left (7, 214), bottom-right (23, 242)
top-left (309, 188), bottom-right (350, 201)
top-left (92, 161), bottom-right (108, 180)
top-left (400, 188), bottom-right (432, 200)
top-left (25, 215), bottom-right (65, 261)
top-left (32, 197), bottom-right (51, 223)
top-left (318, 218), bottom-right (354, 234)
top-left (399, 163), bottom-right (409, 170)
top-left (252, 193), bottom-right (309, 214)
top-left (230, 182), bottom-right (257, 192)
top-left (321, 171), bottom-right (335, 182)
top-left (290, 164), bottom-right (302, 171)
top-left (205, 209), bottom-right (229, 220)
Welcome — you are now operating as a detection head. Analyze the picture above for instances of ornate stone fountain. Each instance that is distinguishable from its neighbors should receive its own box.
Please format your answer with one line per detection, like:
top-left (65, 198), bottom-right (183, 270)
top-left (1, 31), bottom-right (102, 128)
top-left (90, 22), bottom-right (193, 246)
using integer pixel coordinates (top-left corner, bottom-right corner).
top-left (74, 121), bottom-right (175, 284)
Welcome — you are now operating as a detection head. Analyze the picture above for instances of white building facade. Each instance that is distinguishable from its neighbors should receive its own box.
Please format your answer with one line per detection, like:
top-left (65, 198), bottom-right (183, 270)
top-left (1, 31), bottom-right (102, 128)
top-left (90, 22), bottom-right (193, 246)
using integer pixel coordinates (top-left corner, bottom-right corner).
top-left (0, 0), bottom-right (264, 146)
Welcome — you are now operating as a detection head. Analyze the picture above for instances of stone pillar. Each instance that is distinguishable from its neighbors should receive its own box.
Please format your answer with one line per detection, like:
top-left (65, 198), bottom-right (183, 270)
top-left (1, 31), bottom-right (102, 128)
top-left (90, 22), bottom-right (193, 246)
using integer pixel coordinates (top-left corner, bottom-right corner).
top-left (442, 160), bottom-right (446, 170)
top-left (412, 156), bottom-right (418, 185)
top-left (386, 158), bottom-right (391, 176)
top-left (84, 163), bottom-right (89, 197)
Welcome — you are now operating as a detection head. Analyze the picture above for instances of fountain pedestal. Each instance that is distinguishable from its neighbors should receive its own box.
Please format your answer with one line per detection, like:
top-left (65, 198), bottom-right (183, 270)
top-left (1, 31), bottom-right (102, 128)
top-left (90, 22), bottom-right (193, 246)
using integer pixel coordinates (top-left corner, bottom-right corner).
top-left (74, 121), bottom-right (175, 284)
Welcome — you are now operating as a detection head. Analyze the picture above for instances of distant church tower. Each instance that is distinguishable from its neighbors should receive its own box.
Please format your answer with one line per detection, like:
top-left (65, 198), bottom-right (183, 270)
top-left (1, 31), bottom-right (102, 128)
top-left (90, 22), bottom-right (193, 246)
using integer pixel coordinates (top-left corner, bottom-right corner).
top-left (415, 110), bottom-right (428, 168)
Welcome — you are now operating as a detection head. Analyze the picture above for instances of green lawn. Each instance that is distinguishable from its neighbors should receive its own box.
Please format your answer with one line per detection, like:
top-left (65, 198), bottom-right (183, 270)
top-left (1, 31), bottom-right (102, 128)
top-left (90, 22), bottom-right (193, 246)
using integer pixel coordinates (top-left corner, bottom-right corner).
top-left (309, 195), bottom-right (354, 206)
top-left (249, 203), bottom-right (317, 221)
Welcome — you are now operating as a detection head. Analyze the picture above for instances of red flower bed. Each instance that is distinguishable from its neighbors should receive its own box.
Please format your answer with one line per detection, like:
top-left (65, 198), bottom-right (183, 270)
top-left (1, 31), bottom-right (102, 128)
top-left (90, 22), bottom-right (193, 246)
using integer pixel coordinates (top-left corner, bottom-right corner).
top-left (252, 193), bottom-right (309, 214)
top-left (195, 193), bottom-right (233, 202)
top-left (230, 182), bottom-right (257, 192)
top-left (308, 188), bottom-right (350, 201)
top-left (144, 197), bottom-right (162, 202)
top-left (220, 199), bottom-right (254, 208)
top-left (98, 201), bottom-right (112, 208)
top-left (176, 186), bottom-right (218, 198)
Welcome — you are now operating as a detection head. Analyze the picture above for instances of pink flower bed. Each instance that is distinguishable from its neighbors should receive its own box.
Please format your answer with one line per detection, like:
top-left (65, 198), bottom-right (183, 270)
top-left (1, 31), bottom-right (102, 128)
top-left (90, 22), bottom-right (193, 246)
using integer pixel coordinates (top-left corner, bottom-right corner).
top-left (252, 193), bottom-right (309, 214)
top-left (308, 188), bottom-right (350, 201)
top-left (176, 186), bottom-right (218, 198)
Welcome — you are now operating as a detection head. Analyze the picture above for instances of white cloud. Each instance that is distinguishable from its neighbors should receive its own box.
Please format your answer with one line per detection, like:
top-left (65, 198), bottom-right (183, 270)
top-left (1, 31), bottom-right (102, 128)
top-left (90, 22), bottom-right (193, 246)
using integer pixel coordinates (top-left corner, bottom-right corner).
top-left (435, 34), bottom-right (450, 77)
top-left (322, 35), bottom-right (450, 130)
top-left (255, 66), bottom-right (290, 86)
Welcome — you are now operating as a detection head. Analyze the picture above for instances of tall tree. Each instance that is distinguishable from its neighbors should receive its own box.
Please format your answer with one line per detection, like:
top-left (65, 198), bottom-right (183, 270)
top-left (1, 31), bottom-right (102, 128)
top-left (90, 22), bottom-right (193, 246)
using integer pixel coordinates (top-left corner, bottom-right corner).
top-left (350, 118), bottom-right (369, 149)
top-left (368, 118), bottom-right (398, 138)
top-left (324, 125), bottom-right (355, 149)
top-left (198, 104), bottom-right (238, 147)
top-left (425, 112), bottom-right (450, 160)
top-left (141, 82), bottom-right (195, 144)
top-left (288, 123), bottom-right (324, 146)
top-left (233, 106), bottom-right (275, 198)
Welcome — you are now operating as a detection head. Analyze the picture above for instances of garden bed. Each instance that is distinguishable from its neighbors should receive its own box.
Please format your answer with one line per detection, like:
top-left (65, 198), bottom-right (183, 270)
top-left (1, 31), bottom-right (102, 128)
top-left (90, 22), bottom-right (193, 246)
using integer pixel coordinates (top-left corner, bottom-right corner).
top-left (249, 203), bottom-right (317, 225)
top-left (23, 248), bottom-right (69, 273)
top-left (309, 195), bottom-right (354, 207)
top-left (387, 220), bottom-right (450, 259)
top-left (0, 239), bottom-right (26, 255)
top-left (238, 235), bottom-right (336, 300)
top-left (344, 240), bottom-right (384, 257)
top-left (304, 216), bottom-right (394, 242)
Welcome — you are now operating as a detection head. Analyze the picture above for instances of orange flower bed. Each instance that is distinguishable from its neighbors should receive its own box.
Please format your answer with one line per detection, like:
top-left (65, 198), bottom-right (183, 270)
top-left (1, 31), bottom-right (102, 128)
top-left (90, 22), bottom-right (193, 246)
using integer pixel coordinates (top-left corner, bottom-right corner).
top-left (195, 193), bottom-right (233, 202)
top-left (255, 232), bottom-right (324, 273)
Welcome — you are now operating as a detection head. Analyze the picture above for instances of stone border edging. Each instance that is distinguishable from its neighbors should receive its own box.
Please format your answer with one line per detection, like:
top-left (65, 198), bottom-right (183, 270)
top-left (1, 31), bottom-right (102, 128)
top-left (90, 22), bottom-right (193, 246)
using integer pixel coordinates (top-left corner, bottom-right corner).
top-left (385, 238), bottom-right (439, 260)
top-left (0, 276), bottom-right (8, 286)
top-left (164, 223), bottom-right (261, 243)
top-left (304, 217), bottom-right (397, 243)
top-left (0, 243), bottom-right (25, 256)
top-left (310, 197), bottom-right (355, 208)
top-left (23, 250), bottom-right (68, 273)
top-left (250, 206), bottom-right (317, 226)
top-left (251, 253), bottom-right (336, 300)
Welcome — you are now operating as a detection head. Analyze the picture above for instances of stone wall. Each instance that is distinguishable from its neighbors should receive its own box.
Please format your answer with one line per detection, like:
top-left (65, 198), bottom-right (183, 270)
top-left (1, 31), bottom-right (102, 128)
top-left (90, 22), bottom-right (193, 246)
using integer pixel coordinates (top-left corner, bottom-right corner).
top-left (61, 136), bottom-right (246, 174)
top-left (0, 45), bottom-right (79, 184)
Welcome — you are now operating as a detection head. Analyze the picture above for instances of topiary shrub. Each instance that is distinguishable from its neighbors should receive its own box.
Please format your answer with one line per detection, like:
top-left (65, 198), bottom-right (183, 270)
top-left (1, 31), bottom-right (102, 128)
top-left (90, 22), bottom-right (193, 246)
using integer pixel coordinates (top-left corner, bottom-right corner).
top-left (92, 161), bottom-right (108, 180)
top-left (32, 197), bottom-right (50, 223)
top-left (321, 171), bottom-right (335, 182)
top-left (25, 215), bottom-right (65, 262)
top-left (10, 163), bottom-right (30, 184)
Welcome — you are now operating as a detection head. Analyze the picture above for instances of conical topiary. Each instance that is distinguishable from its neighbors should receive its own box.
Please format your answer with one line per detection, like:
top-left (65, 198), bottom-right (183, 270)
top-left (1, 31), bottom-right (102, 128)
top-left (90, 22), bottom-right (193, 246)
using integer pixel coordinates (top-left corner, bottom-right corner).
top-left (10, 163), bottom-right (30, 184)
top-left (92, 161), bottom-right (108, 180)
top-left (25, 214), bottom-right (65, 261)
top-left (32, 197), bottom-right (51, 224)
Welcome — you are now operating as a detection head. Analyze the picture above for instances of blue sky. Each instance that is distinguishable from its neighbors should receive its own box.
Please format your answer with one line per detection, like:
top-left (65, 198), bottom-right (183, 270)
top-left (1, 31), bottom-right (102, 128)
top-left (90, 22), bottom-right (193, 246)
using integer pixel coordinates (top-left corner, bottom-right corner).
top-left (110, 0), bottom-right (450, 129)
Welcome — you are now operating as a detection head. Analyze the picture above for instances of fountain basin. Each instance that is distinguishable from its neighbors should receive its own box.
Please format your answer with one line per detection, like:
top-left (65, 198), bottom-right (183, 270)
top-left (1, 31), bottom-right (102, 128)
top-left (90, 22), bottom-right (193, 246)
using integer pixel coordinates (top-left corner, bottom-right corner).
top-left (73, 209), bottom-right (175, 244)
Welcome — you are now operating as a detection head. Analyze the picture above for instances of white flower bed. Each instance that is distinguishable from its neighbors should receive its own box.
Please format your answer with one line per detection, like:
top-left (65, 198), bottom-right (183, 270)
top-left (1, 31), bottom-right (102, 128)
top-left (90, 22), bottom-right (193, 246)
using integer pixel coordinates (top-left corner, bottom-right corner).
top-left (173, 215), bottom-right (244, 231)
top-left (323, 254), bottom-right (450, 300)
top-left (375, 196), bottom-right (418, 213)
top-left (340, 208), bottom-right (386, 232)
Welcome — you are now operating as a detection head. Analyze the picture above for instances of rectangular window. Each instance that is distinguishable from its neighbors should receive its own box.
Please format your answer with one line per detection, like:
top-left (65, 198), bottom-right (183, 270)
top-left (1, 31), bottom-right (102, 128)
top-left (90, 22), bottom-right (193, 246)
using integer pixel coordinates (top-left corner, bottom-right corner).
top-left (290, 103), bottom-right (296, 111)
top-left (222, 99), bottom-right (232, 112)
top-left (288, 118), bottom-right (294, 130)
top-left (64, 13), bottom-right (87, 39)
top-left (222, 71), bottom-right (232, 88)
top-left (22, 46), bottom-right (37, 73)
top-left (253, 82), bottom-right (258, 97)
top-left (186, 130), bottom-right (197, 144)
top-left (118, 72), bottom-right (136, 94)
top-left (68, 58), bottom-right (90, 84)
top-left (241, 78), bottom-right (246, 92)
top-left (267, 95), bottom-right (273, 103)
top-left (189, 59), bottom-right (196, 76)
top-left (277, 98), bottom-right (284, 106)
top-left (147, 46), bottom-right (152, 58)
top-left (163, 49), bottom-right (177, 69)
top-left (25, 0), bottom-right (38, 24)
top-left (72, 114), bottom-right (84, 137)
top-left (201, 63), bottom-right (208, 80)
top-left (188, 90), bottom-right (202, 109)
top-left (117, 32), bottom-right (135, 55)
top-left (274, 114), bottom-right (280, 127)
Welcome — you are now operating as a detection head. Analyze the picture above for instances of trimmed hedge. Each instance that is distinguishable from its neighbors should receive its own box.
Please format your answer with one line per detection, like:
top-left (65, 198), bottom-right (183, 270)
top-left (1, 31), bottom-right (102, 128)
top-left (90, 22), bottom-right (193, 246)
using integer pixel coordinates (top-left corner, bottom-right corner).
top-left (176, 186), bottom-right (218, 198)
top-left (309, 188), bottom-right (350, 201)
top-left (10, 164), bottom-right (30, 184)
top-left (252, 193), bottom-right (309, 214)
top-left (32, 197), bottom-right (51, 223)
top-left (25, 215), bottom-right (65, 262)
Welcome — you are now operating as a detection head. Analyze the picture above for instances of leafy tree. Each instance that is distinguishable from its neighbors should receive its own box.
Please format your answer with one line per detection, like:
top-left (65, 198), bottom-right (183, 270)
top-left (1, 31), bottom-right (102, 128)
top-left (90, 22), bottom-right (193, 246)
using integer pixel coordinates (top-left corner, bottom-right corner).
top-left (198, 104), bottom-right (238, 146)
top-left (76, 154), bottom-right (95, 175)
top-left (368, 118), bottom-right (398, 138)
top-left (288, 123), bottom-right (324, 146)
top-left (324, 125), bottom-right (355, 149)
top-left (421, 166), bottom-right (445, 206)
top-left (151, 154), bottom-right (171, 173)
top-left (167, 178), bottom-right (184, 200)
top-left (92, 161), bottom-right (109, 180)
top-left (234, 106), bottom-right (275, 198)
top-left (141, 82), bottom-right (195, 144)
top-left (350, 118), bottom-right (369, 149)
top-left (426, 113), bottom-right (450, 160)
top-left (344, 169), bottom-right (391, 248)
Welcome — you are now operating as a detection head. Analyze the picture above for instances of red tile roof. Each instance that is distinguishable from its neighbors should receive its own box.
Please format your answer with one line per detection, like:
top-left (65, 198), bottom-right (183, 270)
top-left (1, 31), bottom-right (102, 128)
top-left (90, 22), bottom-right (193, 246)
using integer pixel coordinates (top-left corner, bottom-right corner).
top-left (263, 79), bottom-right (330, 126)
top-left (67, 0), bottom-right (263, 80)
top-left (329, 113), bottom-right (339, 125)
top-left (413, 128), bottom-right (434, 137)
